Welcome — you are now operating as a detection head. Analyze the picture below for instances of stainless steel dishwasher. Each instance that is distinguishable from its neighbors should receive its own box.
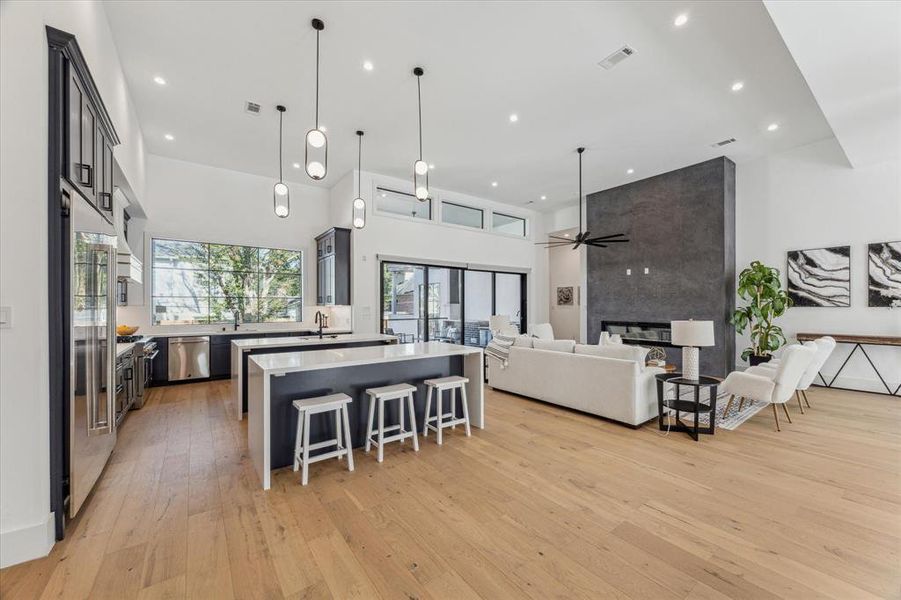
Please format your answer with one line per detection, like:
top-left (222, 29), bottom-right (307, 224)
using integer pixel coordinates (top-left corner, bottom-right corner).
top-left (168, 336), bottom-right (210, 381)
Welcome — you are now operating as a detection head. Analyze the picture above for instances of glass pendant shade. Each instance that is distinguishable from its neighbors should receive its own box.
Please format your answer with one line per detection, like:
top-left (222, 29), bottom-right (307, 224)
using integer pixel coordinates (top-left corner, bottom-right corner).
top-left (412, 67), bottom-right (429, 202)
top-left (414, 160), bottom-right (428, 175)
top-left (305, 129), bottom-right (327, 180)
top-left (273, 105), bottom-right (289, 218)
top-left (352, 130), bottom-right (366, 229)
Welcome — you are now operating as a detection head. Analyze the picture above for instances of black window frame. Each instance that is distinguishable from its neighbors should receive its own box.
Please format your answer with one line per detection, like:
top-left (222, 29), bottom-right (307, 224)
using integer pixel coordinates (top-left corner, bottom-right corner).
top-left (441, 200), bottom-right (484, 229)
top-left (375, 186), bottom-right (433, 221)
top-left (491, 211), bottom-right (527, 237)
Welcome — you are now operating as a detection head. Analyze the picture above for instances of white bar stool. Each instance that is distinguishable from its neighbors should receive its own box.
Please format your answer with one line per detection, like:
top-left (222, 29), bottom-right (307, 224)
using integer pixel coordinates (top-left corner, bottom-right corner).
top-left (292, 393), bottom-right (354, 486)
top-left (364, 383), bottom-right (419, 462)
top-left (423, 376), bottom-right (471, 445)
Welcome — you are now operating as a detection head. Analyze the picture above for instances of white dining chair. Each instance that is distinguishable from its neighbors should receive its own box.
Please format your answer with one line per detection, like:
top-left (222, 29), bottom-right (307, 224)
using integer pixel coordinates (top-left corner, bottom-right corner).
top-left (750, 336), bottom-right (836, 412)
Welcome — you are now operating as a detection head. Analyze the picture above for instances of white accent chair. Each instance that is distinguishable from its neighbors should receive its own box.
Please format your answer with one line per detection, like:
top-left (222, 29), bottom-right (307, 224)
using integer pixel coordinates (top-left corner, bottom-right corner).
top-left (720, 344), bottom-right (817, 431)
top-left (749, 337), bottom-right (836, 411)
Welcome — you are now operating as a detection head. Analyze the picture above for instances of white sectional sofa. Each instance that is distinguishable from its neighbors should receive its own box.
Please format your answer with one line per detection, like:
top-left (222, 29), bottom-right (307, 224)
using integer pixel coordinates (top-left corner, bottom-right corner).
top-left (487, 338), bottom-right (664, 427)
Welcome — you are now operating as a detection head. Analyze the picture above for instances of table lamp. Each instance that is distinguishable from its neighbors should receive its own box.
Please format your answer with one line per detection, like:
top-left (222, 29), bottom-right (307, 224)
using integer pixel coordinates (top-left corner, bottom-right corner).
top-left (671, 320), bottom-right (714, 381)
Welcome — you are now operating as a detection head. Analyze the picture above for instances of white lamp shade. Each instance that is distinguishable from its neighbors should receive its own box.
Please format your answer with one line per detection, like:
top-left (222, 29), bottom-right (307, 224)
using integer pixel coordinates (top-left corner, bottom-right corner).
top-left (671, 320), bottom-right (714, 347)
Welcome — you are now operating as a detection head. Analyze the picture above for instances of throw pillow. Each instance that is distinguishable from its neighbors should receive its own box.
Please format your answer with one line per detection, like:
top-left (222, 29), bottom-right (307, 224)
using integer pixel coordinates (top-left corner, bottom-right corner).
top-left (512, 334), bottom-right (534, 348)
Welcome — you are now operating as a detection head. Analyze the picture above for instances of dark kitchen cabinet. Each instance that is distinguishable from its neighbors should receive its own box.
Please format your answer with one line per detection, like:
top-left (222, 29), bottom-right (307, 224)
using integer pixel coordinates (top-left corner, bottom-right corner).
top-left (151, 340), bottom-right (169, 384)
top-left (315, 227), bottom-right (350, 305)
top-left (66, 60), bottom-right (114, 218)
top-left (210, 344), bottom-right (230, 379)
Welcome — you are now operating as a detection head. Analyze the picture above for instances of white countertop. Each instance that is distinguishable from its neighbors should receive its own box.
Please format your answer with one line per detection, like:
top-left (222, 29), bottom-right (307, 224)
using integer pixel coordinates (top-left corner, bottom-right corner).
top-left (248, 342), bottom-right (482, 375)
top-left (116, 342), bottom-right (135, 357)
top-left (145, 327), bottom-right (352, 338)
top-left (232, 333), bottom-right (396, 351)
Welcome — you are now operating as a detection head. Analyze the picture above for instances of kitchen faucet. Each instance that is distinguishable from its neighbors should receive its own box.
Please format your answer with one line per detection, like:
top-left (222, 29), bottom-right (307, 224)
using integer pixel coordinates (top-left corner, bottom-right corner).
top-left (234, 312), bottom-right (241, 331)
top-left (314, 310), bottom-right (328, 339)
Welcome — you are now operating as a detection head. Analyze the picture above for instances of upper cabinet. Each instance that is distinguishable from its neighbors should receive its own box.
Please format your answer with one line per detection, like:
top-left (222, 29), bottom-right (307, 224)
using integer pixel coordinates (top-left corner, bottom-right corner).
top-left (315, 227), bottom-right (351, 305)
top-left (54, 27), bottom-right (119, 222)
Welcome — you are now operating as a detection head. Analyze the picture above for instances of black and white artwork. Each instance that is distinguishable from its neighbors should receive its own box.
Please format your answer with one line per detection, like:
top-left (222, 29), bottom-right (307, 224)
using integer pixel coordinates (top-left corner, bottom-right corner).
top-left (868, 241), bottom-right (901, 307)
top-left (556, 286), bottom-right (574, 306)
top-left (787, 246), bottom-right (851, 307)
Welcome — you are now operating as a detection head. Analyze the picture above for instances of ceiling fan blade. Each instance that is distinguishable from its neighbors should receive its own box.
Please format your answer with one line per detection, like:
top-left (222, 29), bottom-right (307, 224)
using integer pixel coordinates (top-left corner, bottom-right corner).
top-left (590, 232), bottom-right (628, 240)
top-left (535, 241), bottom-right (575, 247)
top-left (585, 238), bottom-right (629, 244)
top-left (585, 242), bottom-right (608, 248)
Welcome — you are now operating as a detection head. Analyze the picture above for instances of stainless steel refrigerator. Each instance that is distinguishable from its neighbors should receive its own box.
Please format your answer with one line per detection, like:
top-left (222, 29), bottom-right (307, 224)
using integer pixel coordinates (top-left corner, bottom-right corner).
top-left (68, 184), bottom-right (117, 518)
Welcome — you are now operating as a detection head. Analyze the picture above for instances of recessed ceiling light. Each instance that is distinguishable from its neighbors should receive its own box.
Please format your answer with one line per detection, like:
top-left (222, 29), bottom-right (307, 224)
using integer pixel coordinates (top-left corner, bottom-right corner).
top-left (767, 123), bottom-right (779, 132)
top-left (540, 195), bottom-right (547, 200)
top-left (380, 192), bottom-right (387, 198)
top-left (362, 60), bottom-right (374, 71)
top-left (731, 81), bottom-right (744, 92)
top-left (563, 233), bottom-right (570, 238)
top-left (153, 75), bottom-right (167, 86)
top-left (491, 181), bottom-right (498, 187)
top-left (164, 133), bottom-right (174, 141)
top-left (509, 113), bottom-right (519, 123)
top-left (429, 163), bottom-right (435, 169)
top-left (292, 162), bottom-right (301, 169)
top-left (627, 168), bottom-right (634, 174)
top-left (674, 13), bottom-right (688, 27)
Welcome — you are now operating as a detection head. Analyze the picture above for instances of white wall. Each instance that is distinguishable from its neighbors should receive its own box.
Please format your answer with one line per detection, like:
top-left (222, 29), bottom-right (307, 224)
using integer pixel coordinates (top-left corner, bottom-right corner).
top-left (548, 228), bottom-right (584, 341)
top-left (736, 137), bottom-right (901, 391)
top-left (0, 0), bottom-right (147, 567)
top-left (117, 154), bottom-right (333, 333)
top-left (330, 170), bottom-right (549, 333)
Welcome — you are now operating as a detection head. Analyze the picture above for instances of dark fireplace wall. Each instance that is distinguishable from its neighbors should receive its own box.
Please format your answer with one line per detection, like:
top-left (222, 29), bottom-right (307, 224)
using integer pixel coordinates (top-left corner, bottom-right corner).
top-left (586, 157), bottom-right (736, 377)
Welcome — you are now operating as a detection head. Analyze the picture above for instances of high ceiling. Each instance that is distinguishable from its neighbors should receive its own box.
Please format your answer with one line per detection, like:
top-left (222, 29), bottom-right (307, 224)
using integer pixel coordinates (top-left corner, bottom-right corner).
top-left (104, 0), bottom-right (834, 210)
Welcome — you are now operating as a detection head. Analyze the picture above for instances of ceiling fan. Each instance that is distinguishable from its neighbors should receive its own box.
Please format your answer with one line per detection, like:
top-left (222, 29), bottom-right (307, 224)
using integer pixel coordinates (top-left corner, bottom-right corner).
top-left (537, 147), bottom-right (629, 250)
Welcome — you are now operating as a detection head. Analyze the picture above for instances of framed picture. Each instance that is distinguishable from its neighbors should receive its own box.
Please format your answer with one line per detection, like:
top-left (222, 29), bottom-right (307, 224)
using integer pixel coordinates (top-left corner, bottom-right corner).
top-left (556, 286), bottom-right (574, 306)
top-left (868, 241), bottom-right (901, 307)
top-left (786, 246), bottom-right (851, 307)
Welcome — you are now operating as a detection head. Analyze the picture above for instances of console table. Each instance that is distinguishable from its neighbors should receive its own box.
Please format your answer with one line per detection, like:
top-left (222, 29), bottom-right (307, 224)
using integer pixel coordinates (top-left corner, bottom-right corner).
top-left (797, 333), bottom-right (901, 396)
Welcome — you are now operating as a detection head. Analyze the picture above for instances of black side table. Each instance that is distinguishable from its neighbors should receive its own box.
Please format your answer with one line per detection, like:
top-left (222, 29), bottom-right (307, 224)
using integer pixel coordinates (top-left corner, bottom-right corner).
top-left (655, 373), bottom-right (720, 441)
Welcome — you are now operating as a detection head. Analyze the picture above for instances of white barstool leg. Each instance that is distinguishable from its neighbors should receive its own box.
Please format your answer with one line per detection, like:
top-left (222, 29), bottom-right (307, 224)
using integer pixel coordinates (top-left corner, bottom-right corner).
top-left (301, 411), bottom-right (311, 486)
top-left (399, 396), bottom-right (406, 444)
top-left (451, 387), bottom-right (457, 430)
top-left (436, 388), bottom-right (444, 446)
top-left (407, 392), bottom-right (420, 452)
top-left (460, 383), bottom-right (471, 436)
top-left (342, 403), bottom-right (354, 472)
top-left (377, 397), bottom-right (385, 463)
top-left (335, 408), bottom-right (343, 460)
top-left (365, 394), bottom-right (376, 453)
top-left (423, 386), bottom-right (432, 437)
top-left (293, 408), bottom-right (303, 471)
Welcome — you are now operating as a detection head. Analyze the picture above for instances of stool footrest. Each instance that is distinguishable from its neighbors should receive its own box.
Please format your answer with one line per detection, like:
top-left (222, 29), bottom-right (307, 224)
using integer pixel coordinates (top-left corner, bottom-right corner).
top-left (368, 430), bottom-right (416, 447)
top-left (300, 447), bottom-right (350, 464)
top-left (303, 438), bottom-right (339, 452)
top-left (426, 417), bottom-right (468, 431)
top-left (426, 412), bottom-right (459, 422)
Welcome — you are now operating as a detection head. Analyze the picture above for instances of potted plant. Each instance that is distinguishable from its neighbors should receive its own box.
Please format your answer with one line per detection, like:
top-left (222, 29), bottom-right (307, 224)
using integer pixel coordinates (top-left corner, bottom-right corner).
top-left (731, 261), bottom-right (792, 365)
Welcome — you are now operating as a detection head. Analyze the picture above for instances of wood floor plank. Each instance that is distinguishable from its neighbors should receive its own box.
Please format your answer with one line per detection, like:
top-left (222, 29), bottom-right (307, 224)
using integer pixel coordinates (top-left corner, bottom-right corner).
top-left (1, 381), bottom-right (897, 600)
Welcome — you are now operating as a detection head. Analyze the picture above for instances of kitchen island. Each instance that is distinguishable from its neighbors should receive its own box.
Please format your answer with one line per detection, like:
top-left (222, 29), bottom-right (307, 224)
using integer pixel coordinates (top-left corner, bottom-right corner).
top-left (231, 333), bottom-right (397, 420)
top-left (247, 342), bottom-right (484, 489)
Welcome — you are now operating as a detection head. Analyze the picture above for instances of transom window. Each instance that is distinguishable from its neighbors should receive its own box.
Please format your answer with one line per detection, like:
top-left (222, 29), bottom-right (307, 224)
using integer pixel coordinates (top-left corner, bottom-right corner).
top-left (492, 212), bottom-right (527, 237)
top-left (151, 238), bottom-right (302, 325)
top-left (441, 201), bottom-right (483, 229)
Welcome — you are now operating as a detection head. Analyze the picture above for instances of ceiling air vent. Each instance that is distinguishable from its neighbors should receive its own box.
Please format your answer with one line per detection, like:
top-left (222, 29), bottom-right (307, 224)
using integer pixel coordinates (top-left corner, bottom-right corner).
top-left (598, 45), bottom-right (636, 70)
top-left (244, 101), bottom-right (262, 115)
top-left (710, 137), bottom-right (737, 148)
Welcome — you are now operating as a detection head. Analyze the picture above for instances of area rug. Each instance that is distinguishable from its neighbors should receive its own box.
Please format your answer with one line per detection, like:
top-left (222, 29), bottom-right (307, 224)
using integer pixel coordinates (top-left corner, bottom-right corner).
top-left (660, 383), bottom-right (764, 431)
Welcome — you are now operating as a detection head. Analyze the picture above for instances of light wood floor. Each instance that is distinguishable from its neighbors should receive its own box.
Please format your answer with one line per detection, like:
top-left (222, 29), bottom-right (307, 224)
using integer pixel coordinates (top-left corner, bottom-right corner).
top-left (1, 381), bottom-right (899, 599)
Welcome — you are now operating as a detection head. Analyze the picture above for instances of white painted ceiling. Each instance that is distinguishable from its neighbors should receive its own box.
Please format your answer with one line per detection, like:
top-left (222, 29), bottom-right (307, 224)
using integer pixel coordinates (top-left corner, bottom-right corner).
top-left (764, 0), bottom-right (901, 168)
top-left (104, 0), bottom-right (834, 210)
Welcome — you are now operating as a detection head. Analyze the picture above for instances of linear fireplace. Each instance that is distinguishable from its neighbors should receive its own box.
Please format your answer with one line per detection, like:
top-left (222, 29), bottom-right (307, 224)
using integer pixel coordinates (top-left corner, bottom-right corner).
top-left (601, 321), bottom-right (673, 346)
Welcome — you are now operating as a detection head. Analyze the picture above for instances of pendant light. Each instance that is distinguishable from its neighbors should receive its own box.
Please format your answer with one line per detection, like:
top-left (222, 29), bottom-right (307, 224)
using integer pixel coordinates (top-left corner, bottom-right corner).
top-left (305, 18), bottom-right (327, 180)
top-left (352, 130), bottom-right (366, 229)
top-left (536, 147), bottom-right (630, 249)
top-left (412, 66), bottom-right (429, 201)
top-left (273, 105), bottom-right (289, 218)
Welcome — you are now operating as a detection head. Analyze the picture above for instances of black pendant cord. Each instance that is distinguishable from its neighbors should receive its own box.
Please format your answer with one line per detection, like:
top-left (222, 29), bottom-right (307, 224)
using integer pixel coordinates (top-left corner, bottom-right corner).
top-left (578, 147), bottom-right (584, 234)
top-left (416, 73), bottom-right (423, 160)
top-left (357, 131), bottom-right (363, 187)
top-left (278, 109), bottom-right (284, 182)
top-left (314, 28), bottom-right (320, 129)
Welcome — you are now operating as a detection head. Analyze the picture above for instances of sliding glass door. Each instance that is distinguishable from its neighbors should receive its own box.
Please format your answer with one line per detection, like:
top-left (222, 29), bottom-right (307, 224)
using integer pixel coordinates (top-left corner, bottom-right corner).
top-left (381, 260), bottom-right (526, 345)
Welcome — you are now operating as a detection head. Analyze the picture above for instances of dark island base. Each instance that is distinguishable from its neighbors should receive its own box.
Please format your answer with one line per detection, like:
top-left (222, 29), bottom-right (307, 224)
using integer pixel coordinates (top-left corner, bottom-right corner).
top-left (241, 339), bottom-right (392, 414)
top-left (268, 355), bottom-right (464, 470)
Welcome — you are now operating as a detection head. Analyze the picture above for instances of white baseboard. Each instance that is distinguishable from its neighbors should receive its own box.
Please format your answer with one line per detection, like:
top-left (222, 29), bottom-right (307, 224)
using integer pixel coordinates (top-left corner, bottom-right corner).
top-left (0, 512), bottom-right (55, 568)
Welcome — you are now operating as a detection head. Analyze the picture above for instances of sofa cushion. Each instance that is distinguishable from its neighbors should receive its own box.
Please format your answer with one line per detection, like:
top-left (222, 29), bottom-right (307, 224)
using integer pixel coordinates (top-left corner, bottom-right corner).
top-left (533, 339), bottom-right (575, 353)
top-left (512, 334), bottom-right (534, 348)
top-left (576, 343), bottom-right (649, 368)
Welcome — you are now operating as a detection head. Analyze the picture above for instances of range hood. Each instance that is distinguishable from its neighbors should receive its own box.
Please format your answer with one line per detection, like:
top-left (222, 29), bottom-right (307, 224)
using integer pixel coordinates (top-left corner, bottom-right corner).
top-left (114, 188), bottom-right (143, 284)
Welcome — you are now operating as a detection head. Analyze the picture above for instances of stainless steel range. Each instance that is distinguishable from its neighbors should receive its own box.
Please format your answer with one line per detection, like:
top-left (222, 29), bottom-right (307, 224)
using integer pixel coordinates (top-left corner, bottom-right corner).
top-left (117, 335), bottom-right (157, 408)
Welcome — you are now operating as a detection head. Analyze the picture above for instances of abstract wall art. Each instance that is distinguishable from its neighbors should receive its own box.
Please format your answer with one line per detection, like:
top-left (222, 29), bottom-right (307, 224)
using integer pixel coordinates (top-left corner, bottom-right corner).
top-left (868, 241), bottom-right (901, 307)
top-left (556, 286), bottom-right (574, 306)
top-left (786, 246), bottom-right (851, 307)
